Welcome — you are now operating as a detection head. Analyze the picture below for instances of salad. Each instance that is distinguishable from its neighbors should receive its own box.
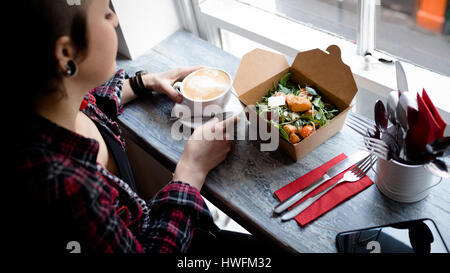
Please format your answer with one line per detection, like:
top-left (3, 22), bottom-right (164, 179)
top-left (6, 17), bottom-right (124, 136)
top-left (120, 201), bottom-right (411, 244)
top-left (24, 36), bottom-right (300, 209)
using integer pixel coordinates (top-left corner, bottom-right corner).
top-left (256, 72), bottom-right (340, 144)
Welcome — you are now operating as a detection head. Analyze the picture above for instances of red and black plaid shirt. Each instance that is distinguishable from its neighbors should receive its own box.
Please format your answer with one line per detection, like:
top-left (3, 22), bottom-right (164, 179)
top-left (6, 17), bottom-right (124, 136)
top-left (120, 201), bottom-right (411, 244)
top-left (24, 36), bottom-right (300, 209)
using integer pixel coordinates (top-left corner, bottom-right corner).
top-left (13, 69), bottom-right (217, 253)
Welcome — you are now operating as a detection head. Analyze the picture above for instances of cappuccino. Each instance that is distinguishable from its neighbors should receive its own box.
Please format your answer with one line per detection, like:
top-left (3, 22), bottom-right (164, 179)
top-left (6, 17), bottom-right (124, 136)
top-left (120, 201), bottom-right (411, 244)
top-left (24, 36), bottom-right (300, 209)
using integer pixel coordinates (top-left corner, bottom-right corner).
top-left (182, 69), bottom-right (230, 101)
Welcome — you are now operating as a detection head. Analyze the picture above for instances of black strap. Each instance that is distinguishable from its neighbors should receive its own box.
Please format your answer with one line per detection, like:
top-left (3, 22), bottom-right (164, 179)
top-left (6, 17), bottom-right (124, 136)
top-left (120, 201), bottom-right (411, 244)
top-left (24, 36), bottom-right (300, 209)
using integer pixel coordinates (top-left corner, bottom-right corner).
top-left (94, 122), bottom-right (137, 192)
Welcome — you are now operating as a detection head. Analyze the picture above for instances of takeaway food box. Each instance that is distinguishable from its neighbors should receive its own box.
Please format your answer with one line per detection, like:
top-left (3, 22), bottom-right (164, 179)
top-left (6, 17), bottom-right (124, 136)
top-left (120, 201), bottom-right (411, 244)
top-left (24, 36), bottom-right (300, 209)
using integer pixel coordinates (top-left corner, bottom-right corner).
top-left (233, 45), bottom-right (358, 161)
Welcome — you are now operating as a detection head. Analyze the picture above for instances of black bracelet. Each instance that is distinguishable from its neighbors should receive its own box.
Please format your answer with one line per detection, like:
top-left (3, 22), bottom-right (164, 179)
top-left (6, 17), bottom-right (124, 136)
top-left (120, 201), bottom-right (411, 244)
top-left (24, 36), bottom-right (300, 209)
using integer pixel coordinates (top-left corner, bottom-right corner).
top-left (129, 75), bottom-right (140, 95)
top-left (129, 70), bottom-right (151, 97)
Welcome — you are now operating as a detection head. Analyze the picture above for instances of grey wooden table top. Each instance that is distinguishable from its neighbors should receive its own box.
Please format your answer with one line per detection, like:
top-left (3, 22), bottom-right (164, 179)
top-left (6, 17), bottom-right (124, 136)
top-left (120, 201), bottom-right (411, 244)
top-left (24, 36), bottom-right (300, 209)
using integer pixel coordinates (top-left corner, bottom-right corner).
top-left (117, 30), bottom-right (450, 253)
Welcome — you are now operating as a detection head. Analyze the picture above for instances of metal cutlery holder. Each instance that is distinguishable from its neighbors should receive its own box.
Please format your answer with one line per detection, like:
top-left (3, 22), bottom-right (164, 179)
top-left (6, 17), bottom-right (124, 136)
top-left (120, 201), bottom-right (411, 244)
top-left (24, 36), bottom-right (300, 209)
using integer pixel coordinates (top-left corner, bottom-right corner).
top-left (374, 158), bottom-right (442, 203)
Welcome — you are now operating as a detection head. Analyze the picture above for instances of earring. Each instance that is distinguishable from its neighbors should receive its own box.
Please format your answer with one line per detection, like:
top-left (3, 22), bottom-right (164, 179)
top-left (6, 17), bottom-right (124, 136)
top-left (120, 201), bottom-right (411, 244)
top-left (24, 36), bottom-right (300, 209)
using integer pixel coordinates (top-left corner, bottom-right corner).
top-left (65, 60), bottom-right (78, 77)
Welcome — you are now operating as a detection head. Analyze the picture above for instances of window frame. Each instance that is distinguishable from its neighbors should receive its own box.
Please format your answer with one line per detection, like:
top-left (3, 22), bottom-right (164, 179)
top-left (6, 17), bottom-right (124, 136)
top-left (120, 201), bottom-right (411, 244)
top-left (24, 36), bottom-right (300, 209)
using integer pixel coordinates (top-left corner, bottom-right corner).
top-left (177, 0), bottom-right (450, 121)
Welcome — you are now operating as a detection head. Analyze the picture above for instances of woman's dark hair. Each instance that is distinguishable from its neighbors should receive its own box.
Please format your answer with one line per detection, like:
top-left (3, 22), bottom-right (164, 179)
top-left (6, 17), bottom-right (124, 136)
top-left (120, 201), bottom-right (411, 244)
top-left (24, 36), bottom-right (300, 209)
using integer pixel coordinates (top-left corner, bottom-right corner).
top-left (13, 0), bottom-right (90, 120)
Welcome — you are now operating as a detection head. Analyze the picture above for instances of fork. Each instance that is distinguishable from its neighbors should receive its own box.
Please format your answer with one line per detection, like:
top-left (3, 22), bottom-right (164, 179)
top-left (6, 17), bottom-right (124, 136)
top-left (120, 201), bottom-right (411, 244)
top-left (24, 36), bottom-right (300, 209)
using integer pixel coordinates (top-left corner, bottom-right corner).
top-left (347, 113), bottom-right (378, 137)
top-left (362, 137), bottom-right (391, 160)
top-left (345, 115), bottom-right (377, 137)
top-left (347, 113), bottom-right (400, 155)
top-left (347, 124), bottom-right (392, 159)
top-left (346, 123), bottom-right (391, 159)
top-left (281, 155), bottom-right (377, 221)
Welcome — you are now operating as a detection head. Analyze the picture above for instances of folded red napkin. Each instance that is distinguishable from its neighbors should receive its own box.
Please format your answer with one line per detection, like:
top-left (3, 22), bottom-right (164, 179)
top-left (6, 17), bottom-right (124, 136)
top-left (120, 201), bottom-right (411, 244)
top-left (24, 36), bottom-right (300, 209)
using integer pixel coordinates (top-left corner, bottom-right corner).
top-left (274, 154), bottom-right (373, 226)
top-left (422, 89), bottom-right (446, 131)
top-left (406, 89), bottom-right (446, 154)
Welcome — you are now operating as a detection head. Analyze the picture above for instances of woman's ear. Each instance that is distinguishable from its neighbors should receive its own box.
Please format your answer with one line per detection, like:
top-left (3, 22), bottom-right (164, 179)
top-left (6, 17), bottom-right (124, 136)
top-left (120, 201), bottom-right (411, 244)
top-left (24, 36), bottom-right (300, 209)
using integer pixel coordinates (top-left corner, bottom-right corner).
top-left (54, 36), bottom-right (76, 74)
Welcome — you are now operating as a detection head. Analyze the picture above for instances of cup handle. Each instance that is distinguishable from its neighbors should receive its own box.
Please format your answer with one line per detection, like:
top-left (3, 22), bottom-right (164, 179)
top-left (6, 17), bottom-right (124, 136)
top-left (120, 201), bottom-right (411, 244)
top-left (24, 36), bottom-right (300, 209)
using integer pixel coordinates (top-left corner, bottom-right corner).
top-left (373, 163), bottom-right (444, 197)
top-left (173, 82), bottom-right (182, 94)
top-left (416, 177), bottom-right (443, 195)
top-left (376, 176), bottom-right (443, 198)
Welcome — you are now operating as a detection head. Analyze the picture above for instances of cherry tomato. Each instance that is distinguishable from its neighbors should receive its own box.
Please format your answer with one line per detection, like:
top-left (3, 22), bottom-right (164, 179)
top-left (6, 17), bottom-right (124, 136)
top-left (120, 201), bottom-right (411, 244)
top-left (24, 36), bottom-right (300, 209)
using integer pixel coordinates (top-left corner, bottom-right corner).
top-left (300, 125), bottom-right (314, 139)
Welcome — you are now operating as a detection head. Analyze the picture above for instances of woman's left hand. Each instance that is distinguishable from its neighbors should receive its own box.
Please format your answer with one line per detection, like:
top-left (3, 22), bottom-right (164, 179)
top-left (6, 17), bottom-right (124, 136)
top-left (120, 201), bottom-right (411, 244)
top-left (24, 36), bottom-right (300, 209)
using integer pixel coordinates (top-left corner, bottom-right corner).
top-left (142, 65), bottom-right (206, 103)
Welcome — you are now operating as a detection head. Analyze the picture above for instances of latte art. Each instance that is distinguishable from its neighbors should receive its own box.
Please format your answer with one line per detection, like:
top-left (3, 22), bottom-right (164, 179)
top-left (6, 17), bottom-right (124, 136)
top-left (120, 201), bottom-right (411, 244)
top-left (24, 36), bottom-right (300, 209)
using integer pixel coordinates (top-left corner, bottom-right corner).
top-left (183, 69), bottom-right (230, 101)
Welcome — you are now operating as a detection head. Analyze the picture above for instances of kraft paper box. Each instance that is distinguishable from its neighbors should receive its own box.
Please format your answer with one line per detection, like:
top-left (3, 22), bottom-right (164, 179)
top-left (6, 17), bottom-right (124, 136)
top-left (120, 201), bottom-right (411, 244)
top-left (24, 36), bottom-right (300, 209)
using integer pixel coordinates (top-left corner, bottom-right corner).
top-left (233, 45), bottom-right (358, 161)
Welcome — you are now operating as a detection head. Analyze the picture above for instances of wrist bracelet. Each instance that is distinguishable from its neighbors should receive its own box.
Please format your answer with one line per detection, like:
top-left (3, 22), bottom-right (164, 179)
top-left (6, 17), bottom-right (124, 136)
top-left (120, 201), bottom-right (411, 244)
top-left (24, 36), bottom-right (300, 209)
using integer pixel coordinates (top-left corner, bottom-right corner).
top-left (130, 70), bottom-right (151, 97)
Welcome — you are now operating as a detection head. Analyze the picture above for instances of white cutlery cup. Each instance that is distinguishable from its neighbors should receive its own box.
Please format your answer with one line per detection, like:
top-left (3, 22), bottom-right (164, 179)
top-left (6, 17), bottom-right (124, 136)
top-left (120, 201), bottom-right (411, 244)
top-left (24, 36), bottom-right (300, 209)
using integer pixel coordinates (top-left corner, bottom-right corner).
top-left (374, 158), bottom-right (442, 203)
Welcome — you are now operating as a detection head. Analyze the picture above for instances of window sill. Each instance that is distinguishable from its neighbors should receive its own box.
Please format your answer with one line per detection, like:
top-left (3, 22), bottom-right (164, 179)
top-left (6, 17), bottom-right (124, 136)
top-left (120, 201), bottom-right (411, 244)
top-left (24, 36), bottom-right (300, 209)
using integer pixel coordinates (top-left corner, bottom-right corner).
top-left (199, 0), bottom-right (450, 124)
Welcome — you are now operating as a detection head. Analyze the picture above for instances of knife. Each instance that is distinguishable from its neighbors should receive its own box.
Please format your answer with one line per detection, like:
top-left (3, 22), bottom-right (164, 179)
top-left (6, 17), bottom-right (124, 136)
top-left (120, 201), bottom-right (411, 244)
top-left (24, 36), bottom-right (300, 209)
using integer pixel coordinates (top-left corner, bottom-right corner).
top-left (281, 154), bottom-right (375, 221)
top-left (395, 61), bottom-right (412, 133)
top-left (395, 61), bottom-right (408, 92)
top-left (273, 150), bottom-right (369, 215)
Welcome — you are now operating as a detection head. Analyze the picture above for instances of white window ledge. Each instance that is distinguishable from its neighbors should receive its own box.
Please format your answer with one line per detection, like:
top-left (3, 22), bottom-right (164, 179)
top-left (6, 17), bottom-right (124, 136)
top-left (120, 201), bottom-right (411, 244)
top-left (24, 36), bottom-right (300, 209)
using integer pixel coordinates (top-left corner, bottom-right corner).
top-left (199, 0), bottom-right (450, 125)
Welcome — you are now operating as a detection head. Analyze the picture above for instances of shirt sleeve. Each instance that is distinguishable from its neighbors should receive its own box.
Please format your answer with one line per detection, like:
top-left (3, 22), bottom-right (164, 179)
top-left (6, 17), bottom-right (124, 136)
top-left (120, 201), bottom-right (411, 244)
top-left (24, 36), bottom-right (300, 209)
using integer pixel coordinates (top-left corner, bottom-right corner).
top-left (63, 171), bottom-right (145, 253)
top-left (88, 69), bottom-right (127, 118)
top-left (144, 181), bottom-right (218, 253)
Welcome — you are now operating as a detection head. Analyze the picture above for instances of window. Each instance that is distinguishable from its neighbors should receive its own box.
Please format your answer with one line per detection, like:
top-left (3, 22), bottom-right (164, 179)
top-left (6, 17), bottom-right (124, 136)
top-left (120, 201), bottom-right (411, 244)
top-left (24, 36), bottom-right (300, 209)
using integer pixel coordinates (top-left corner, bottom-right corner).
top-left (182, 0), bottom-right (450, 123)
top-left (237, 0), bottom-right (359, 42)
top-left (376, 0), bottom-right (450, 76)
top-left (227, 0), bottom-right (450, 76)
top-left (220, 29), bottom-right (285, 59)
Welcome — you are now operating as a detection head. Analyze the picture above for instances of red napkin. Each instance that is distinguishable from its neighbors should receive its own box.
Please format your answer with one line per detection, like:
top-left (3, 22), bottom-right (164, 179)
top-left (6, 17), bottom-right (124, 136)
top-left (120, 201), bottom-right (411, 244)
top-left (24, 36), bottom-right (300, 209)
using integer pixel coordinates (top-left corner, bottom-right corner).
top-left (422, 89), bottom-right (446, 131)
top-left (406, 89), bottom-right (446, 154)
top-left (274, 154), bottom-right (373, 226)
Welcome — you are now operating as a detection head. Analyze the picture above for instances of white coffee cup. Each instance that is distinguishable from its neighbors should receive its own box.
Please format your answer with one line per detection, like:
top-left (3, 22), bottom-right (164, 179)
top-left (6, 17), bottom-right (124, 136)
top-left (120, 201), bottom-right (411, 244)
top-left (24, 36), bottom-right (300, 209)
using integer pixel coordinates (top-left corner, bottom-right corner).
top-left (173, 67), bottom-right (233, 116)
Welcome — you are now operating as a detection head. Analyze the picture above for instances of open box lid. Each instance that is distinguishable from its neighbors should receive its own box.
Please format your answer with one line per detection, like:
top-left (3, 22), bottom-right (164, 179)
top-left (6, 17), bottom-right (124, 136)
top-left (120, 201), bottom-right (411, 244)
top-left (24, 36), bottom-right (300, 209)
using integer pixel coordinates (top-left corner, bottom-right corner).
top-left (290, 45), bottom-right (358, 106)
top-left (233, 46), bottom-right (357, 107)
top-left (233, 48), bottom-right (289, 106)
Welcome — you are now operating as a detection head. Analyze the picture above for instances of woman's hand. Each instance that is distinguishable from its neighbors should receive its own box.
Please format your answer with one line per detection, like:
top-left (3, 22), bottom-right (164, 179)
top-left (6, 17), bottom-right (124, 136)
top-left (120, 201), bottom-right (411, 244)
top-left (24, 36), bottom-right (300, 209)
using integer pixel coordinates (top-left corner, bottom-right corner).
top-left (120, 66), bottom-right (206, 105)
top-left (173, 115), bottom-right (239, 191)
top-left (143, 65), bottom-right (206, 103)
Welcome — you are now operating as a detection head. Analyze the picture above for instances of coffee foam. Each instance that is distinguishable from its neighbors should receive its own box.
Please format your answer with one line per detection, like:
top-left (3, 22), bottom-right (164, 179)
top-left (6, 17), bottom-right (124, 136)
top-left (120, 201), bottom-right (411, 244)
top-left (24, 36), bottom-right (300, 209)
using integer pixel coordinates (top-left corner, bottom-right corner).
top-left (183, 69), bottom-right (230, 100)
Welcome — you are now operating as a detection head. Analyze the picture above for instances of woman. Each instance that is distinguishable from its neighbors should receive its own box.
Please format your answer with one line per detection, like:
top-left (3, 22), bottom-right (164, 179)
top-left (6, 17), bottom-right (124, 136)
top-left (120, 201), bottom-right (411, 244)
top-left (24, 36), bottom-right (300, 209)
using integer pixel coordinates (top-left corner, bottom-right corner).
top-left (11, 0), bottom-right (272, 254)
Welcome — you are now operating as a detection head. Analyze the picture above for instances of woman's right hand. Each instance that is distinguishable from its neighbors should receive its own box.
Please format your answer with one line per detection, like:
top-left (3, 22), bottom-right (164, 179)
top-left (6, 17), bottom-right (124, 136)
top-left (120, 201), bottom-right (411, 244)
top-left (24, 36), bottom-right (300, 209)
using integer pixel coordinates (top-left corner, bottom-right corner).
top-left (173, 115), bottom-right (239, 191)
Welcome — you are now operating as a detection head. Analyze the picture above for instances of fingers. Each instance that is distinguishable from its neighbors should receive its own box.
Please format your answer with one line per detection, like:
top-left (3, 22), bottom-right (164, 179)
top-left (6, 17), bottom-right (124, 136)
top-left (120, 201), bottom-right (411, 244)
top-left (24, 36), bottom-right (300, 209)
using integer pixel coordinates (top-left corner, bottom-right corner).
top-left (160, 82), bottom-right (183, 103)
top-left (165, 65), bottom-right (207, 102)
top-left (177, 65), bottom-right (207, 81)
top-left (195, 115), bottom-right (239, 141)
top-left (205, 116), bottom-right (220, 126)
top-left (216, 115), bottom-right (240, 133)
top-left (224, 115), bottom-right (240, 131)
top-left (165, 65), bottom-right (208, 102)
top-left (191, 117), bottom-right (219, 139)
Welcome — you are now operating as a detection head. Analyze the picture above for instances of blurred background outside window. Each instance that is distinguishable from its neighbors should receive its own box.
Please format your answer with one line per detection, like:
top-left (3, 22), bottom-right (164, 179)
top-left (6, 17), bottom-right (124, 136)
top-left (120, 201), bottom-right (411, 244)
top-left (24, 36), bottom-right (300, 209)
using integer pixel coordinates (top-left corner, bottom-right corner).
top-left (221, 0), bottom-right (450, 76)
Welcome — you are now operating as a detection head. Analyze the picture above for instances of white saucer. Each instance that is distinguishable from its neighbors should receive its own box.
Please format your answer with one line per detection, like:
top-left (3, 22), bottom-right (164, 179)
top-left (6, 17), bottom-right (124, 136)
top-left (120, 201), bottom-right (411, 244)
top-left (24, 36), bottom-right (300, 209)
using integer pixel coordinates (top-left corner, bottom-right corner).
top-left (171, 91), bottom-right (245, 129)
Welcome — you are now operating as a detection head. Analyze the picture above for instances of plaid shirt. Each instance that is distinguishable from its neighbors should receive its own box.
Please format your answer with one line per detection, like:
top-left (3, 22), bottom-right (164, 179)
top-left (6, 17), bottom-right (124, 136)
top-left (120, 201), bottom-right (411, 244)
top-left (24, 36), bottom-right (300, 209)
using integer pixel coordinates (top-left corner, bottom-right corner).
top-left (14, 69), bottom-right (217, 253)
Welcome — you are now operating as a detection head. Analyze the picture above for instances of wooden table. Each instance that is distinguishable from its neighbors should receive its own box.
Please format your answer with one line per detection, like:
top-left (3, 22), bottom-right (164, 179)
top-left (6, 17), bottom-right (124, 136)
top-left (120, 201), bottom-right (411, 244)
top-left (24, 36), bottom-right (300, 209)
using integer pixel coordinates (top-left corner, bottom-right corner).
top-left (117, 30), bottom-right (450, 253)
